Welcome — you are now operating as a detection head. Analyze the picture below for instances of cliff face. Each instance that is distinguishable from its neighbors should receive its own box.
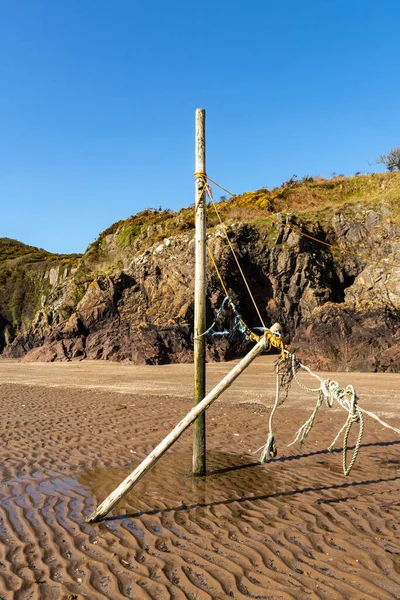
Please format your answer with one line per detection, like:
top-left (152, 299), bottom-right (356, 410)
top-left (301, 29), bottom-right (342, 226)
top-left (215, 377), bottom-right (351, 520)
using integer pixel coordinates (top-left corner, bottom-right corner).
top-left (1, 172), bottom-right (399, 371)
top-left (291, 205), bottom-right (400, 371)
top-left (0, 239), bottom-right (80, 351)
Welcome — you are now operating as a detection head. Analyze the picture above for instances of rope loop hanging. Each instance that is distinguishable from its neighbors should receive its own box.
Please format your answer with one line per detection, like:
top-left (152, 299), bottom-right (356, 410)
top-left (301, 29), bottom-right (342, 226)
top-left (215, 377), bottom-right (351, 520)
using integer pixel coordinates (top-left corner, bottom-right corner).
top-left (342, 408), bottom-right (364, 476)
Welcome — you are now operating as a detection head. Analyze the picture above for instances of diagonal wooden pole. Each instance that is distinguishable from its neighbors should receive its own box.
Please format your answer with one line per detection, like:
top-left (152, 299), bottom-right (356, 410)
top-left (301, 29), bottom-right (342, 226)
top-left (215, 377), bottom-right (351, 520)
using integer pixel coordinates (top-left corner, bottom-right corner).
top-left (86, 333), bottom-right (268, 523)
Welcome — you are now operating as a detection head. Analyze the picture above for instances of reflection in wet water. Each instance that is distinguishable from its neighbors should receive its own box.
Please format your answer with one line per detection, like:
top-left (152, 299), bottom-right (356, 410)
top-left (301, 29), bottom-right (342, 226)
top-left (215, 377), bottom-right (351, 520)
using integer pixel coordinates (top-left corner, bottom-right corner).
top-left (79, 451), bottom-right (283, 519)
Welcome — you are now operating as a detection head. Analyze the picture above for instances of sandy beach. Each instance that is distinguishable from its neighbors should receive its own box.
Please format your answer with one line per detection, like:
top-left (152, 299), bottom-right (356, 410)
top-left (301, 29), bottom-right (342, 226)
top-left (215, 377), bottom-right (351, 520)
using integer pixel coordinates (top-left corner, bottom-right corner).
top-left (0, 356), bottom-right (399, 599)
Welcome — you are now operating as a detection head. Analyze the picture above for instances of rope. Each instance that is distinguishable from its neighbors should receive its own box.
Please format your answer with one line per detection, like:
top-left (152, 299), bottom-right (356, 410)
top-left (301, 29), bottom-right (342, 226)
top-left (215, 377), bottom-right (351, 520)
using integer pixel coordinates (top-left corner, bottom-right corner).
top-left (288, 391), bottom-right (324, 447)
top-left (259, 358), bottom-right (283, 463)
top-left (291, 353), bottom-right (400, 436)
top-left (342, 409), bottom-right (364, 476)
top-left (253, 207), bottom-right (400, 270)
top-left (199, 174), bottom-right (399, 475)
top-left (361, 407), bottom-right (400, 432)
top-left (290, 353), bottom-right (321, 393)
top-left (205, 175), bottom-right (233, 198)
top-left (206, 245), bottom-right (230, 298)
top-left (192, 291), bottom-right (262, 342)
top-left (206, 244), bottom-right (260, 343)
top-left (253, 348), bottom-right (400, 476)
top-left (193, 172), bottom-right (207, 212)
top-left (195, 170), bottom-right (266, 341)
top-left (206, 242), bottom-right (287, 357)
top-left (201, 187), bottom-right (285, 354)
top-left (284, 350), bottom-right (400, 475)
top-left (204, 183), bottom-right (266, 329)
top-left (205, 175), bottom-right (400, 270)
top-left (193, 295), bottom-right (230, 340)
top-left (328, 420), bottom-right (349, 452)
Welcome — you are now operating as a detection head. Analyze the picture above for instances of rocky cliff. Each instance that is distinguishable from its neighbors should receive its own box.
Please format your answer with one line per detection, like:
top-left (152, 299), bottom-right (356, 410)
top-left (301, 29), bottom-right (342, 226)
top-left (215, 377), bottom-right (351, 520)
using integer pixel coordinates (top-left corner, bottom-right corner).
top-left (1, 172), bottom-right (399, 371)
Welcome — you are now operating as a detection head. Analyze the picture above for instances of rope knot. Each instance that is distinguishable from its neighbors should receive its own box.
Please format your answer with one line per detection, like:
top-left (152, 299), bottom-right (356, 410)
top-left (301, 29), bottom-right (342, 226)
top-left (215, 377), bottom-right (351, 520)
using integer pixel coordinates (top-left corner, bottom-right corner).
top-left (328, 380), bottom-right (340, 393)
top-left (194, 171), bottom-right (207, 192)
top-left (260, 434), bottom-right (277, 464)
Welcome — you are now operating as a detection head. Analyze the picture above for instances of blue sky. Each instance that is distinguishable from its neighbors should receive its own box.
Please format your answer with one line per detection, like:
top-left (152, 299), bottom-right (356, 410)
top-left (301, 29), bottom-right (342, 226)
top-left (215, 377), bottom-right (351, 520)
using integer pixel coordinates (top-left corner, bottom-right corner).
top-left (1, 0), bottom-right (399, 254)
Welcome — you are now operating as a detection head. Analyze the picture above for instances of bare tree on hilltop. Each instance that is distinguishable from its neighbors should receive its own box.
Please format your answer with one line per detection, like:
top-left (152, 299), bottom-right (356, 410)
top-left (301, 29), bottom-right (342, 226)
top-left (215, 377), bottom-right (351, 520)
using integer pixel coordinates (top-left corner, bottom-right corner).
top-left (376, 147), bottom-right (400, 172)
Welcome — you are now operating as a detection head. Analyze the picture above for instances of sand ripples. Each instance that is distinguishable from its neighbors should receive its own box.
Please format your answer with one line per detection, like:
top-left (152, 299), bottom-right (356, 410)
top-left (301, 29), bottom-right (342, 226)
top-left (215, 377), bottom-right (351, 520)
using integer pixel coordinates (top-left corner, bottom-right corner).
top-left (0, 383), bottom-right (399, 598)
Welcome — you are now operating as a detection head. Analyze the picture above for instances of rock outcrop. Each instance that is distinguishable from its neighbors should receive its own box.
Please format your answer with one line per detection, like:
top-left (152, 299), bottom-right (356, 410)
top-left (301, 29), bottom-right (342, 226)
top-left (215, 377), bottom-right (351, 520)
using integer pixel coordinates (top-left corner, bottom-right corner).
top-left (292, 301), bottom-right (400, 372)
top-left (1, 173), bottom-right (400, 371)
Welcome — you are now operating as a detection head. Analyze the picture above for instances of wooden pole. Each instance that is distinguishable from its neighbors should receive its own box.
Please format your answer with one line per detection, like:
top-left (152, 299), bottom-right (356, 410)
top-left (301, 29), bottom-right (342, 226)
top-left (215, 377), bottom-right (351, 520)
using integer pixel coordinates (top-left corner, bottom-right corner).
top-left (193, 108), bottom-right (207, 476)
top-left (86, 333), bottom-right (267, 523)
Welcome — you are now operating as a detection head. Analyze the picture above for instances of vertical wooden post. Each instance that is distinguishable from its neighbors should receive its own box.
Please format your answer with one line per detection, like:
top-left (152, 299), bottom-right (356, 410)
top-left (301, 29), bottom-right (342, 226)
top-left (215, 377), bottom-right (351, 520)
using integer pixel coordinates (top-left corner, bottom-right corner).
top-left (193, 108), bottom-right (207, 476)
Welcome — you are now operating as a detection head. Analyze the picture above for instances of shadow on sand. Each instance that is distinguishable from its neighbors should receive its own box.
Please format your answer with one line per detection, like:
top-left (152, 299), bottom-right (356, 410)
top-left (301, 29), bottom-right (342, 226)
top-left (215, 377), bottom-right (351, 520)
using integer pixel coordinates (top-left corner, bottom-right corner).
top-left (99, 438), bottom-right (400, 523)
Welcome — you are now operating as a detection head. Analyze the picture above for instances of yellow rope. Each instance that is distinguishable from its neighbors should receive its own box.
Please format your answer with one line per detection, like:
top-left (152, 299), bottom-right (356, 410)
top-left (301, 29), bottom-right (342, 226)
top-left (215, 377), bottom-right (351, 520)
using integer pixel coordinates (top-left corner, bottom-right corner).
top-left (205, 184), bottom-right (266, 329)
top-left (193, 172), bottom-right (207, 213)
top-left (206, 243), bottom-right (286, 358)
top-left (206, 244), bottom-right (260, 342)
top-left (195, 171), bottom-right (266, 330)
top-left (195, 172), bottom-right (286, 355)
top-left (206, 244), bottom-right (230, 297)
top-left (206, 175), bottom-right (400, 270)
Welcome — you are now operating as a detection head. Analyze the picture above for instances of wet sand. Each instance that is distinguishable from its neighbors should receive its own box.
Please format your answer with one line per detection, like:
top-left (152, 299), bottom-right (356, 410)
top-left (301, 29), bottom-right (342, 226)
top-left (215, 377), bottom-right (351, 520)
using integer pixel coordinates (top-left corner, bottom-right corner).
top-left (0, 356), bottom-right (399, 599)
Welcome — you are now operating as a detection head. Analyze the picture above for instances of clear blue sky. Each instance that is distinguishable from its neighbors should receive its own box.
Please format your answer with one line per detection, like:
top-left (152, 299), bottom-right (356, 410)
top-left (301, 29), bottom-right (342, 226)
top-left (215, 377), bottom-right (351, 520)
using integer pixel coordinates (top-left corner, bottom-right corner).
top-left (1, 0), bottom-right (399, 254)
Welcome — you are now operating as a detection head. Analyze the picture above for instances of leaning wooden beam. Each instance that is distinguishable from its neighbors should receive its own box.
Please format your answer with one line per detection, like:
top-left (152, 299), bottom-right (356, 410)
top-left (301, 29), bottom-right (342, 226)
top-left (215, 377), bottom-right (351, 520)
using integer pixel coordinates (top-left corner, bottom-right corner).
top-left (86, 332), bottom-right (269, 523)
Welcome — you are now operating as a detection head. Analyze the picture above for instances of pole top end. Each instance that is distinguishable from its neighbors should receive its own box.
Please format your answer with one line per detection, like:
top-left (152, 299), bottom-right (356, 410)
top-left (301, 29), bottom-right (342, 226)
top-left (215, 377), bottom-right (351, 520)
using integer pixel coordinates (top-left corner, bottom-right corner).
top-left (270, 323), bottom-right (283, 334)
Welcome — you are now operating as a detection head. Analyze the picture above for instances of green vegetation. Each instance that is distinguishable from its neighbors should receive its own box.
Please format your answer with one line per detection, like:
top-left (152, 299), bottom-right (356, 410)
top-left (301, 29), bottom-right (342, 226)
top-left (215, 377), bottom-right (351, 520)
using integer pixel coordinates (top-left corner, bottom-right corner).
top-left (205, 171), bottom-right (400, 233)
top-left (79, 171), bottom-right (400, 265)
top-left (0, 239), bottom-right (81, 332)
top-left (0, 237), bottom-right (81, 264)
top-left (93, 208), bottom-right (173, 251)
top-left (8, 293), bottom-right (24, 327)
top-left (1, 170), bottom-right (399, 340)
top-left (72, 283), bottom-right (87, 307)
top-left (116, 223), bottom-right (142, 248)
top-left (228, 172), bottom-right (395, 215)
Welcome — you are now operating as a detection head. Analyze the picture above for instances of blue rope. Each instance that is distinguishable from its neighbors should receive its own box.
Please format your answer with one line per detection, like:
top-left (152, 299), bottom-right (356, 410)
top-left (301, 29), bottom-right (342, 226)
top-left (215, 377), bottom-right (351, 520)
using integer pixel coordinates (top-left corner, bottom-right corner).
top-left (254, 326), bottom-right (282, 338)
top-left (195, 296), bottom-right (267, 341)
top-left (194, 296), bottom-right (230, 339)
top-left (233, 314), bottom-right (251, 340)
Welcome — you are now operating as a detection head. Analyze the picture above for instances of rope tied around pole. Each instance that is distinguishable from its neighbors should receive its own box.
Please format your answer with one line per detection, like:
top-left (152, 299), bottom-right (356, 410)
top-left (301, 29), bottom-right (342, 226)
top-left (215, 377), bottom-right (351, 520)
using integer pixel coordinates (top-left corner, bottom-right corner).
top-left (192, 286), bottom-right (287, 356)
top-left (194, 171), bottom-right (207, 212)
